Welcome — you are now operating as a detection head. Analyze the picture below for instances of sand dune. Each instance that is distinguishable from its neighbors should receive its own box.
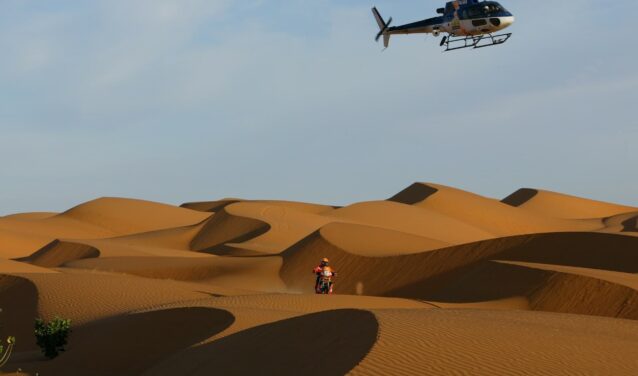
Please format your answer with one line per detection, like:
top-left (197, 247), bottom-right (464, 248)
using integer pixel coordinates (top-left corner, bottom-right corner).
top-left (0, 198), bottom-right (210, 259)
top-left (0, 214), bottom-right (114, 259)
top-left (0, 259), bottom-right (57, 275)
top-left (191, 198), bottom-right (495, 256)
top-left (18, 240), bottom-right (100, 267)
top-left (2, 183), bottom-right (638, 375)
top-left (330, 200), bottom-right (495, 244)
top-left (149, 309), bottom-right (378, 376)
top-left (493, 260), bottom-right (638, 319)
top-left (190, 200), bottom-right (336, 255)
top-left (180, 199), bottom-right (243, 212)
top-left (280, 230), bottom-right (638, 315)
top-left (1, 212), bottom-right (57, 220)
top-left (319, 222), bottom-right (451, 256)
top-left (219, 201), bottom-right (330, 249)
top-left (59, 197), bottom-right (211, 235)
top-left (0, 275), bottom-right (39, 352)
top-left (189, 205), bottom-right (271, 254)
top-left (20, 307), bottom-right (235, 376)
top-left (66, 255), bottom-right (287, 292)
top-left (106, 223), bottom-right (205, 251)
top-left (0, 228), bottom-right (54, 259)
top-left (205, 293), bottom-right (434, 313)
top-left (601, 211), bottom-right (638, 236)
top-left (351, 309), bottom-right (638, 376)
top-left (390, 183), bottom-right (600, 235)
top-left (503, 188), bottom-right (636, 219)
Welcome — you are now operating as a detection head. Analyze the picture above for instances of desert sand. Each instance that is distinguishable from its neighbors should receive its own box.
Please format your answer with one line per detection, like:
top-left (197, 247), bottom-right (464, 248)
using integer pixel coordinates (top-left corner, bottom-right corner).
top-left (1, 183), bottom-right (637, 375)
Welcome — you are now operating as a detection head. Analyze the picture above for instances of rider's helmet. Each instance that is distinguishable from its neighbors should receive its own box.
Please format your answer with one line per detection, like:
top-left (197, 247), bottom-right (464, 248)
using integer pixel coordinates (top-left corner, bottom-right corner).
top-left (320, 257), bottom-right (329, 266)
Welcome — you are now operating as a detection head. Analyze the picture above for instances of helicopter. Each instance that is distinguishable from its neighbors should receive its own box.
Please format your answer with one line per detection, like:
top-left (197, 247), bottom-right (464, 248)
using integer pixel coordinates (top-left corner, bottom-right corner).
top-left (372, 0), bottom-right (515, 51)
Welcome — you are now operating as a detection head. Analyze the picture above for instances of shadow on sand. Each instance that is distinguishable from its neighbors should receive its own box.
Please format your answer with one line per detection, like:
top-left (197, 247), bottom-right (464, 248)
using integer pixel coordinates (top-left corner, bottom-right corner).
top-left (146, 309), bottom-right (379, 376)
top-left (16, 307), bottom-right (235, 376)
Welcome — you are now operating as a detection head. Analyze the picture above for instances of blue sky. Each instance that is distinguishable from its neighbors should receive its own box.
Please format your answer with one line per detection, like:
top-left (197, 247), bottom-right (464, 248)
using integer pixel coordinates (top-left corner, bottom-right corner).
top-left (1, 0), bottom-right (636, 214)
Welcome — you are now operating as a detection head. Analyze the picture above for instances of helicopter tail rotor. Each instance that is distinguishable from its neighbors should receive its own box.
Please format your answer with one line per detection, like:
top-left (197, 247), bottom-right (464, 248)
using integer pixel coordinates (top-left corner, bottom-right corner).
top-left (372, 7), bottom-right (392, 48)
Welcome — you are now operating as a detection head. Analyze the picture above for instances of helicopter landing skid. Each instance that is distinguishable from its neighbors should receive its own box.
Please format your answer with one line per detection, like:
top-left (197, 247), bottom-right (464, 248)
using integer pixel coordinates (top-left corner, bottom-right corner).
top-left (442, 33), bottom-right (512, 51)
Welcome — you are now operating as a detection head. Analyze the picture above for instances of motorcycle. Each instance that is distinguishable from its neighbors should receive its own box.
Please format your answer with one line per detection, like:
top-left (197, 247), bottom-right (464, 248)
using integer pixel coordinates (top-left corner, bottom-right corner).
top-left (316, 269), bottom-right (335, 295)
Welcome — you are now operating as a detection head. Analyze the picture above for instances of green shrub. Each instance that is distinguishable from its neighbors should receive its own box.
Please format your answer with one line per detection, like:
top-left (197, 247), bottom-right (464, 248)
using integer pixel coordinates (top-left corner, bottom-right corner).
top-left (35, 317), bottom-right (71, 359)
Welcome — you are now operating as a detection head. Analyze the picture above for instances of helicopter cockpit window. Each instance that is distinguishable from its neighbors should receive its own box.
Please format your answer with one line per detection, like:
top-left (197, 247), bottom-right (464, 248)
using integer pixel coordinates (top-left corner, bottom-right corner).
top-left (465, 3), bottom-right (502, 18)
top-left (483, 4), bottom-right (502, 14)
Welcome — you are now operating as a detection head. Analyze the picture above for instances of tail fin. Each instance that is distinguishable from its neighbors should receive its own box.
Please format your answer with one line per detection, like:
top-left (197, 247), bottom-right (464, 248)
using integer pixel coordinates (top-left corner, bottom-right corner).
top-left (372, 7), bottom-right (386, 30)
top-left (372, 7), bottom-right (392, 48)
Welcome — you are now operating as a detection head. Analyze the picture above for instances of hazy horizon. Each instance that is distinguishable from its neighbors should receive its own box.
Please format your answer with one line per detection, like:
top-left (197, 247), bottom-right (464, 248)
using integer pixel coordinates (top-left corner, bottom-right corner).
top-left (1, 0), bottom-right (636, 215)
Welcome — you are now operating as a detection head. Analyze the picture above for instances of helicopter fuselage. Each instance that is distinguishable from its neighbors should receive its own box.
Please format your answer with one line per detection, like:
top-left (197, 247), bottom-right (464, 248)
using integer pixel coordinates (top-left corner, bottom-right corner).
top-left (388, 1), bottom-right (514, 38)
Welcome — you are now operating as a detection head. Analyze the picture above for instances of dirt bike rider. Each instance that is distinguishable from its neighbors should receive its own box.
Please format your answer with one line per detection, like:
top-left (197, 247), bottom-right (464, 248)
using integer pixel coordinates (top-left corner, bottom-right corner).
top-left (313, 257), bottom-right (337, 294)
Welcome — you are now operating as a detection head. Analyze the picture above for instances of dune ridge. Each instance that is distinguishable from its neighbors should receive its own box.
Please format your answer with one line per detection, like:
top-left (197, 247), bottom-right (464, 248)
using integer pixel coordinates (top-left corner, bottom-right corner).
top-left (280, 229), bottom-right (638, 317)
top-left (389, 183), bottom-right (601, 235)
top-left (503, 188), bottom-right (636, 219)
top-left (180, 199), bottom-right (242, 212)
top-left (18, 240), bottom-right (100, 267)
top-left (58, 197), bottom-right (211, 234)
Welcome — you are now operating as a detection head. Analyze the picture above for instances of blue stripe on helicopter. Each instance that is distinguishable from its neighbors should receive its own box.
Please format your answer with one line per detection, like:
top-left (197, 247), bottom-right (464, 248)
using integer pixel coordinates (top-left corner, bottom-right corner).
top-left (389, 9), bottom-right (512, 32)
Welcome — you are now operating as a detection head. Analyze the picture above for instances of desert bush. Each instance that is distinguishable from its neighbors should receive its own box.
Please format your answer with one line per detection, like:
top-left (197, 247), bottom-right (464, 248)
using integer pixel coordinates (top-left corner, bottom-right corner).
top-left (35, 317), bottom-right (71, 359)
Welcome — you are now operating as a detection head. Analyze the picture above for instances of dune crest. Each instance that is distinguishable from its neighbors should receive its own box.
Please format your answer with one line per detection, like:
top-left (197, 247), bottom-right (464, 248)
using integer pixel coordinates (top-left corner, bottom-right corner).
top-left (19, 240), bottom-right (100, 267)
top-left (59, 197), bottom-right (211, 234)
top-left (389, 182), bottom-right (601, 236)
top-left (180, 199), bottom-right (243, 212)
top-left (503, 188), bottom-right (636, 219)
top-left (280, 229), bottom-right (638, 319)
